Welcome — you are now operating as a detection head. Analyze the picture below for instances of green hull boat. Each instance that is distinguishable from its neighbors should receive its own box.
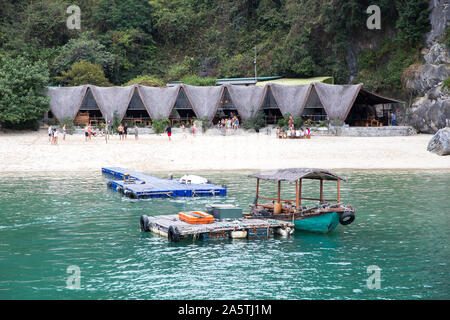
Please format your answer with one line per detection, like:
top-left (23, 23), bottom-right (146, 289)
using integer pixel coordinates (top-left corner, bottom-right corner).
top-left (247, 168), bottom-right (356, 234)
top-left (294, 212), bottom-right (341, 233)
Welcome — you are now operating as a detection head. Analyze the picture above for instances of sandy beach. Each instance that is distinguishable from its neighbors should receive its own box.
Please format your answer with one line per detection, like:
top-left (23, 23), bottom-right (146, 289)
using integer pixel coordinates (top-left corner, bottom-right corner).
top-left (0, 130), bottom-right (448, 172)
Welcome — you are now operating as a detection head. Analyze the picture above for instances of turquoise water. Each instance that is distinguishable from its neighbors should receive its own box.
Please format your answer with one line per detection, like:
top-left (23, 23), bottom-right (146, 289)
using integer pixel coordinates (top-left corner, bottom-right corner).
top-left (0, 171), bottom-right (449, 300)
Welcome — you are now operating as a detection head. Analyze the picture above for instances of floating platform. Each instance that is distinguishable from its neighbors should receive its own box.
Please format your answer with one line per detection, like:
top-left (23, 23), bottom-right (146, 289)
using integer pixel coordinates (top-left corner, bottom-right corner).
top-left (102, 167), bottom-right (227, 198)
top-left (140, 214), bottom-right (295, 242)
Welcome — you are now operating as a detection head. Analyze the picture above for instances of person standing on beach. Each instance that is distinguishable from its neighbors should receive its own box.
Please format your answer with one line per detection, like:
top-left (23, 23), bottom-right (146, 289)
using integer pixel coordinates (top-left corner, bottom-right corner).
top-left (165, 124), bottom-right (172, 141)
top-left (134, 125), bottom-right (139, 140)
top-left (48, 125), bottom-right (53, 142)
top-left (62, 124), bottom-right (67, 141)
top-left (181, 123), bottom-right (187, 139)
top-left (192, 122), bottom-right (196, 136)
top-left (88, 125), bottom-right (92, 140)
top-left (84, 125), bottom-right (89, 142)
top-left (118, 124), bottom-right (124, 140)
top-left (124, 123), bottom-right (128, 140)
top-left (53, 128), bottom-right (59, 145)
top-left (392, 112), bottom-right (397, 126)
top-left (288, 115), bottom-right (294, 130)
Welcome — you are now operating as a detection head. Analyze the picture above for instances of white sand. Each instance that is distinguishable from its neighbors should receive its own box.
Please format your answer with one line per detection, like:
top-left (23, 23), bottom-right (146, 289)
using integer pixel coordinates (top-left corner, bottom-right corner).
top-left (0, 130), bottom-right (448, 172)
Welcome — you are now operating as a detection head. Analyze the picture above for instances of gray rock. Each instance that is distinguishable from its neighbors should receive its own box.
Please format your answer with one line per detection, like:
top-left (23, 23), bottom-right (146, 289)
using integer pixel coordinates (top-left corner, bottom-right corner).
top-left (427, 127), bottom-right (450, 155)
top-left (426, 0), bottom-right (450, 46)
top-left (407, 91), bottom-right (450, 133)
top-left (417, 64), bottom-right (449, 94)
top-left (423, 43), bottom-right (450, 65)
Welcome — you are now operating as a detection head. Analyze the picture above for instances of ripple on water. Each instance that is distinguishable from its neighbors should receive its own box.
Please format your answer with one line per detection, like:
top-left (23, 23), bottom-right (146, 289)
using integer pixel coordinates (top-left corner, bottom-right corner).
top-left (0, 171), bottom-right (449, 299)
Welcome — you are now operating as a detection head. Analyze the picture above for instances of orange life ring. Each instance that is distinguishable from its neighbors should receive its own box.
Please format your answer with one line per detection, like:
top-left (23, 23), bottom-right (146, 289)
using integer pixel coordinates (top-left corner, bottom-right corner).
top-left (178, 211), bottom-right (214, 224)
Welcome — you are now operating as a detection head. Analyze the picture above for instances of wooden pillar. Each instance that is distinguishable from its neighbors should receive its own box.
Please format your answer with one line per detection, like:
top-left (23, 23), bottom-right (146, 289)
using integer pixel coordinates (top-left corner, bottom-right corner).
top-left (320, 179), bottom-right (323, 203)
top-left (295, 180), bottom-right (299, 210)
top-left (337, 179), bottom-right (340, 203)
top-left (299, 179), bottom-right (302, 206)
top-left (255, 178), bottom-right (260, 206)
top-left (277, 180), bottom-right (281, 203)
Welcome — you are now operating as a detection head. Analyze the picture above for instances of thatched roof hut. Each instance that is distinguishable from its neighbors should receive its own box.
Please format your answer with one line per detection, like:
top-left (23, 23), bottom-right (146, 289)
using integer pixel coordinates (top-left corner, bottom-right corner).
top-left (46, 85), bottom-right (87, 121)
top-left (182, 84), bottom-right (224, 121)
top-left (225, 84), bottom-right (267, 120)
top-left (249, 168), bottom-right (345, 182)
top-left (312, 82), bottom-right (363, 121)
top-left (137, 85), bottom-right (180, 119)
top-left (269, 83), bottom-right (312, 117)
top-left (89, 85), bottom-right (135, 122)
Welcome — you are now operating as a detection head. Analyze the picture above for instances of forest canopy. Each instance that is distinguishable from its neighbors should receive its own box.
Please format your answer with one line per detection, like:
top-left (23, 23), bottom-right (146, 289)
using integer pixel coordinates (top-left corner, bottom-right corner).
top-left (0, 0), bottom-right (432, 97)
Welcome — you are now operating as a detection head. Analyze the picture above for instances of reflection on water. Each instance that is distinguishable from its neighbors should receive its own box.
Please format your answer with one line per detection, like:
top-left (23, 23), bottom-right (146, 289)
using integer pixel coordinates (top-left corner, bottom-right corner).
top-left (0, 171), bottom-right (449, 299)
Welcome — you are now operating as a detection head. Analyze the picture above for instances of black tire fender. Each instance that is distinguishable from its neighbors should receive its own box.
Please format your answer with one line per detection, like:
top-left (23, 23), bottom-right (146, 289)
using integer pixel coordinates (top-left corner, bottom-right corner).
top-left (339, 211), bottom-right (355, 225)
top-left (168, 225), bottom-right (181, 242)
top-left (140, 215), bottom-right (150, 232)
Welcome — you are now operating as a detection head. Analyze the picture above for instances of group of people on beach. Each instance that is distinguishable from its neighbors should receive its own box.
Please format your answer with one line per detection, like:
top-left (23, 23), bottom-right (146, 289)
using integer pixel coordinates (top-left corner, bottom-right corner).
top-left (276, 126), bottom-right (311, 139)
top-left (276, 115), bottom-right (311, 139)
top-left (48, 125), bottom-right (66, 145)
top-left (117, 123), bottom-right (140, 140)
top-left (217, 116), bottom-right (239, 133)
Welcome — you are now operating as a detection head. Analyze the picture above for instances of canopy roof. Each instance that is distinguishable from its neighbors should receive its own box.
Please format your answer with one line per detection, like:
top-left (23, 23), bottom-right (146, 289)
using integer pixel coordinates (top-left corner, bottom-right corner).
top-left (46, 85), bottom-right (87, 121)
top-left (137, 85), bottom-right (180, 119)
top-left (182, 84), bottom-right (224, 120)
top-left (269, 83), bottom-right (312, 117)
top-left (89, 85), bottom-right (135, 121)
top-left (226, 84), bottom-right (266, 120)
top-left (248, 168), bottom-right (345, 182)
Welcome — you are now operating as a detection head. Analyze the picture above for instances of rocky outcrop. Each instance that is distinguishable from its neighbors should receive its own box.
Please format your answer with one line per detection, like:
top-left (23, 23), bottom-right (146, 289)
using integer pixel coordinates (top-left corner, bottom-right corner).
top-left (405, 1), bottom-right (450, 134)
top-left (426, 0), bottom-right (450, 46)
top-left (427, 127), bottom-right (450, 155)
top-left (408, 89), bottom-right (450, 133)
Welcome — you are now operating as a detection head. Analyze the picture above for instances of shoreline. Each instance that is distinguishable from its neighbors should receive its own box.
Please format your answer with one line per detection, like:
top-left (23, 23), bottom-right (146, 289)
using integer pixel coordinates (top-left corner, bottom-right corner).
top-left (0, 130), bottom-right (449, 172)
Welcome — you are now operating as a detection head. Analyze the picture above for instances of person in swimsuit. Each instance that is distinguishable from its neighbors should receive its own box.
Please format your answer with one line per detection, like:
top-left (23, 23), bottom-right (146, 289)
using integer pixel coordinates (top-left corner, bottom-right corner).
top-left (62, 124), bottom-right (67, 141)
top-left (134, 125), bottom-right (139, 140)
top-left (84, 125), bottom-right (89, 142)
top-left (118, 124), bottom-right (124, 140)
top-left (192, 122), bottom-right (196, 136)
top-left (124, 123), bottom-right (128, 139)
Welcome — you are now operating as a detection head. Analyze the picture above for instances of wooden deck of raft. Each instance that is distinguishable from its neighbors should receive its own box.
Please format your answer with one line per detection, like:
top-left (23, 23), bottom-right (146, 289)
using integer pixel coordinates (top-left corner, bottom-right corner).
top-left (145, 215), bottom-right (294, 241)
top-left (103, 167), bottom-right (227, 198)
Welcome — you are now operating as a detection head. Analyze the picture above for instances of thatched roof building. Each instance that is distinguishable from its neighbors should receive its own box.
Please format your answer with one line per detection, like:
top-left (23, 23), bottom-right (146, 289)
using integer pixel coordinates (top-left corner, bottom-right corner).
top-left (46, 82), bottom-right (403, 125)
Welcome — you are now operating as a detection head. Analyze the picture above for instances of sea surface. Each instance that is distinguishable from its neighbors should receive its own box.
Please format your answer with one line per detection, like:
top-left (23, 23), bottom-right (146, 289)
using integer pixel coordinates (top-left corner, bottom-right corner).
top-left (0, 170), bottom-right (448, 300)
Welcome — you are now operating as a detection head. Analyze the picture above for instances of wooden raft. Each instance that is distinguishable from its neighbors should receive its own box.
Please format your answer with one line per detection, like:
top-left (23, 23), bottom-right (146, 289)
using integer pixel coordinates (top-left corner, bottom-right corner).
top-left (144, 214), bottom-right (294, 242)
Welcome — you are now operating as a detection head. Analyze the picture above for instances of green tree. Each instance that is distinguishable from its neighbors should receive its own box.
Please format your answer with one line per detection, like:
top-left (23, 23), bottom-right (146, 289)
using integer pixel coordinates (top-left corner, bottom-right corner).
top-left (123, 74), bottom-right (165, 87)
top-left (0, 55), bottom-right (50, 128)
top-left (52, 32), bottom-right (115, 80)
top-left (56, 60), bottom-right (112, 86)
top-left (20, 0), bottom-right (71, 48)
top-left (395, 0), bottom-right (430, 46)
top-left (93, 0), bottom-right (152, 33)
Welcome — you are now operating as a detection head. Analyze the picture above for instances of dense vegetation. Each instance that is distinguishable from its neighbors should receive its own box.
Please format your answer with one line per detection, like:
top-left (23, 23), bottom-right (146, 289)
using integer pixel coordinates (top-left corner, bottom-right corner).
top-left (0, 0), bottom-right (434, 127)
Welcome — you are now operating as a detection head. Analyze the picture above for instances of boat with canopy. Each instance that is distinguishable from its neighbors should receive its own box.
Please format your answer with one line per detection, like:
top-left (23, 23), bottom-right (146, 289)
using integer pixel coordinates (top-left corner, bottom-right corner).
top-left (245, 168), bottom-right (355, 233)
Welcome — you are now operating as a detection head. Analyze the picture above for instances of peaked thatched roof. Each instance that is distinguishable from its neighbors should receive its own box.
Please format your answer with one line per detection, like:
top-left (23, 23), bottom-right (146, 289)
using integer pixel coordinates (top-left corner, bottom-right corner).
top-left (182, 85), bottom-right (224, 120)
top-left (89, 85), bottom-right (135, 121)
top-left (313, 82), bottom-right (363, 121)
top-left (269, 83), bottom-right (312, 117)
top-left (248, 168), bottom-right (345, 182)
top-left (137, 85), bottom-right (180, 119)
top-left (226, 84), bottom-right (267, 120)
top-left (46, 86), bottom-right (87, 122)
